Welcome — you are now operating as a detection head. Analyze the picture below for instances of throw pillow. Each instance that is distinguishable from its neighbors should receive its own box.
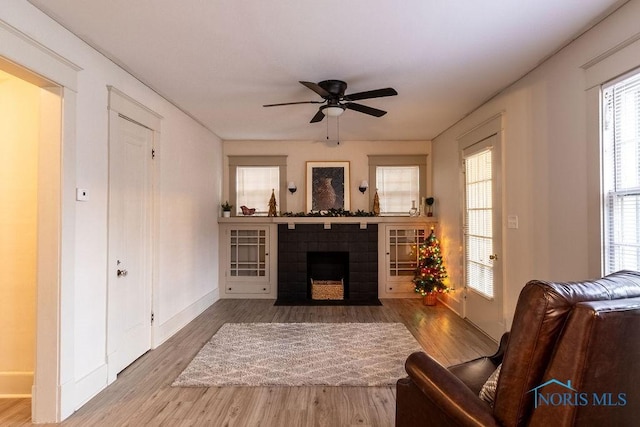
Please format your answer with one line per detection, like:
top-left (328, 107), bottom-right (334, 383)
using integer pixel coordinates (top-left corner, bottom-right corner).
top-left (479, 363), bottom-right (502, 406)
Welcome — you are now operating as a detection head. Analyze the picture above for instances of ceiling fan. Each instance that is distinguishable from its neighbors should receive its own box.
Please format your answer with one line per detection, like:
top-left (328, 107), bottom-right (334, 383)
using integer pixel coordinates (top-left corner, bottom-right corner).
top-left (263, 80), bottom-right (398, 123)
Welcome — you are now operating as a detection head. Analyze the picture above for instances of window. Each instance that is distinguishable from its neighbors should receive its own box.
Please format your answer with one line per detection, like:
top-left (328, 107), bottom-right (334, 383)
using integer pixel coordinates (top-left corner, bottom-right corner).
top-left (603, 70), bottom-right (640, 274)
top-left (464, 147), bottom-right (494, 298)
top-left (368, 155), bottom-right (427, 215)
top-left (376, 166), bottom-right (420, 214)
top-left (236, 166), bottom-right (279, 215)
top-left (228, 156), bottom-right (287, 216)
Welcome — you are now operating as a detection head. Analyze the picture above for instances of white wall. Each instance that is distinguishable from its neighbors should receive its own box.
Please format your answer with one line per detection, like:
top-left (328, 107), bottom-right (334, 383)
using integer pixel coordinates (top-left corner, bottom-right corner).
top-left (223, 139), bottom-right (431, 214)
top-left (433, 0), bottom-right (640, 329)
top-left (155, 113), bottom-right (221, 344)
top-left (0, 71), bottom-right (39, 396)
top-left (0, 0), bottom-right (222, 414)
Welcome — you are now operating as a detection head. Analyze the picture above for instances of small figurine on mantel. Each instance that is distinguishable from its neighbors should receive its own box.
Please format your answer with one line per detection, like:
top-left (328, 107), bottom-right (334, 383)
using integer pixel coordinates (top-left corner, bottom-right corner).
top-left (372, 190), bottom-right (380, 216)
top-left (240, 205), bottom-right (256, 216)
top-left (268, 189), bottom-right (277, 217)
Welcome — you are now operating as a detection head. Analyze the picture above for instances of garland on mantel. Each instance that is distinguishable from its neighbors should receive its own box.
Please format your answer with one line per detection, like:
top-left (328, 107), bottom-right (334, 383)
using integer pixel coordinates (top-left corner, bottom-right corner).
top-left (280, 208), bottom-right (377, 217)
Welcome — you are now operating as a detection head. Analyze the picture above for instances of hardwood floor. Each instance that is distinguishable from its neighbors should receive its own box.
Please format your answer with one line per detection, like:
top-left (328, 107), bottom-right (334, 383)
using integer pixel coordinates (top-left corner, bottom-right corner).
top-left (3, 298), bottom-right (496, 426)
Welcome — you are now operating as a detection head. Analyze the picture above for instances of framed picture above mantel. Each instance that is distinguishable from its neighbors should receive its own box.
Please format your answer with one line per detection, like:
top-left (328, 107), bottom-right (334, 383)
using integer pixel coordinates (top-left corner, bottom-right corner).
top-left (306, 161), bottom-right (350, 212)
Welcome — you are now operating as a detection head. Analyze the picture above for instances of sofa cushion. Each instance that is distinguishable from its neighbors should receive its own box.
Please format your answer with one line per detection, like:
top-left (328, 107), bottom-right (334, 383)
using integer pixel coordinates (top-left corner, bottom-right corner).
top-left (448, 356), bottom-right (499, 395)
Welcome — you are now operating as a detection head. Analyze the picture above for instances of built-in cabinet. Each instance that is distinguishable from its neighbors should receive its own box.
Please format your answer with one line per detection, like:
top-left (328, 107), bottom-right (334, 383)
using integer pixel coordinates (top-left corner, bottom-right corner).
top-left (219, 223), bottom-right (277, 297)
top-left (218, 217), bottom-right (436, 299)
top-left (379, 225), bottom-right (430, 297)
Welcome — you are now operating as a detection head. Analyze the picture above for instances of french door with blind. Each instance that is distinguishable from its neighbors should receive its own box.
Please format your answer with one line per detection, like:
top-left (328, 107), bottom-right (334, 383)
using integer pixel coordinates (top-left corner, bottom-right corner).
top-left (462, 129), bottom-right (504, 341)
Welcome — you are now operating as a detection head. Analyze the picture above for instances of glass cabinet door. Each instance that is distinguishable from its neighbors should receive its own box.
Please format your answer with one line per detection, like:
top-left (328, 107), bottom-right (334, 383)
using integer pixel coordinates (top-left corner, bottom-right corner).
top-left (229, 229), bottom-right (267, 278)
top-left (388, 228), bottom-right (425, 277)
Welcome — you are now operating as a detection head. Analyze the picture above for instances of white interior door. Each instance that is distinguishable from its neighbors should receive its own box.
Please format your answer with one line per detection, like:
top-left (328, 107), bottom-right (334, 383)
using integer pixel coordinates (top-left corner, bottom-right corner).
top-left (108, 114), bottom-right (152, 374)
top-left (462, 133), bottom-right (504, 341)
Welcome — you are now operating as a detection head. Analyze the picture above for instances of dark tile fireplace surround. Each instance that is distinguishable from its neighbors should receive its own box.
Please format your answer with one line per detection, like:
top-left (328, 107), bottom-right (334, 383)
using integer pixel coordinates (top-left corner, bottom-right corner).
top-left (277, 223), bottom-right (379, 304)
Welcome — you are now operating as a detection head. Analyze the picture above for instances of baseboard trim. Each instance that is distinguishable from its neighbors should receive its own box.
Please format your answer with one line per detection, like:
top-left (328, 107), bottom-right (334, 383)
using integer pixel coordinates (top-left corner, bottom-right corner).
top-left (438, 296), bottom-right (462, 317)
top-left (0, 371), bottom-right (33, 397)
top-left (152, 288), bottom-right (219, 348)
top-left (379, 292), bottom-right (422, 299)
top-left (73, 363), bottom-right (108, 410)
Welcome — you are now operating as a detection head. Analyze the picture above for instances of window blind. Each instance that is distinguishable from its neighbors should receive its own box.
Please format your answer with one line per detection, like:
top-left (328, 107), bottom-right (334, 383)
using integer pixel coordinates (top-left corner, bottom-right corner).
top-left (464, 148), bottom-right (494, 298)
top-left (375, 166), bottom-right (420, 214)
top-left (603, 71), bottom-right (640, 274)
top-left (236, 166), bottom-right (279, 215)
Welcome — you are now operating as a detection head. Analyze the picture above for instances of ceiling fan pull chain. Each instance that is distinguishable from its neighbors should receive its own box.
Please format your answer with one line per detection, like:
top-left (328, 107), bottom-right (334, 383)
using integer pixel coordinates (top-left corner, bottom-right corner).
top-left (326, 116), bottom-right (329, 140)
top-left (337, 116), bottom-right (340, 145)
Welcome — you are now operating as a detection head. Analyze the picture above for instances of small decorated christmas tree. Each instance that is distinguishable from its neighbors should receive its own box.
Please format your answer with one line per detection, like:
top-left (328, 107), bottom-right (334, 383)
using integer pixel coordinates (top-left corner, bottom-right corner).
top-left (268, 189), bottom-right (277, 217)
top-left (413, 228), bottom-right (448, 296)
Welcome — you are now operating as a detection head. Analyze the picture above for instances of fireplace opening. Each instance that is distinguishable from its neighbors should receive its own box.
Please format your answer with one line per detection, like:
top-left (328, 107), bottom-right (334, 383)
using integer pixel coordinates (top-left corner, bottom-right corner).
top-left (307, 251), bottom-right (349, 301)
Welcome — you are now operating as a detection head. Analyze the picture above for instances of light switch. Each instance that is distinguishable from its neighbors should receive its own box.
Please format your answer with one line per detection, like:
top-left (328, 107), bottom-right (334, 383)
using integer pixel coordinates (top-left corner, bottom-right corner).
top-left (76, 188), bottom-right (89, 201)
top-left (508, 215), bottom-right (518, 229)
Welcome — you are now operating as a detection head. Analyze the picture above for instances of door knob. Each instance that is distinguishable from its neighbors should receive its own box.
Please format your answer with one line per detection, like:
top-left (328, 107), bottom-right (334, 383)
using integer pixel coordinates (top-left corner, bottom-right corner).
top-left (117, 269), bottom-right (128, 277)
top-left (489, 254), bottom-right (498, 261)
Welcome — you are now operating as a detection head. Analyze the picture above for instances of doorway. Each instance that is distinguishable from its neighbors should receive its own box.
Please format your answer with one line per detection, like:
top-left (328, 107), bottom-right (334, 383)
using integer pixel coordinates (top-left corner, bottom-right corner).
top-left (0, 69), bottom-right (39, 398)
top-left (0, 61), bottom-right (63, 420)
top-left (459, 116), bottom-right (505, 341)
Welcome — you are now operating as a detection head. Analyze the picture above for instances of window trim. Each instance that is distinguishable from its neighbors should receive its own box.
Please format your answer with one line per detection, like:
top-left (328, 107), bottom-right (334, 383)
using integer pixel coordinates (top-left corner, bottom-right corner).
top-left (368, 155), bottom-right (428, 215)
top-left (601, 67), bottom-right (640, 274)
top-left (583, 33), bottom-right (640, 277)
top-left (228, 156), bottom-right (287, 216)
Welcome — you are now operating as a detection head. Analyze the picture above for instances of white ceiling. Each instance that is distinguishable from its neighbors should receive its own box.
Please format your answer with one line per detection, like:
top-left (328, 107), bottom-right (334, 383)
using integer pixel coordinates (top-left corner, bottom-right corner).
top-left (29, 0), bottom-right (624, 141)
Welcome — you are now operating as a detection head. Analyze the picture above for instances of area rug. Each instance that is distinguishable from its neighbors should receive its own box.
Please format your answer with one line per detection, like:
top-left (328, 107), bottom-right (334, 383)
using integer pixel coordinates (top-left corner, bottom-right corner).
top-left (172, 322), bottom-right (422, 387)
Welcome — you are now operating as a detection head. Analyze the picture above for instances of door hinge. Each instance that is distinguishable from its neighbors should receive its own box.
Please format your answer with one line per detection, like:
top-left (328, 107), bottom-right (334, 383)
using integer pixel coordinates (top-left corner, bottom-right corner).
top-left (151, 148), bottom-right (155, 159)
top-left (151, 312), bottom-right (155, 325)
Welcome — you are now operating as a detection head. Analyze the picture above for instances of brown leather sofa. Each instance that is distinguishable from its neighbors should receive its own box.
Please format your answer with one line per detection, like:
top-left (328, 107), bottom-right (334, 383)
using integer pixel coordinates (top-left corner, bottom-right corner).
top-left (396, 270), bottom-right (640, 426)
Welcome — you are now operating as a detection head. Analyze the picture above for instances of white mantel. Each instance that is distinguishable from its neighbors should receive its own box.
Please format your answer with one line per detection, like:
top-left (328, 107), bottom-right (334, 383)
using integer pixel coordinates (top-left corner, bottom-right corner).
top-left (218, 216), bottom-right (438, 226)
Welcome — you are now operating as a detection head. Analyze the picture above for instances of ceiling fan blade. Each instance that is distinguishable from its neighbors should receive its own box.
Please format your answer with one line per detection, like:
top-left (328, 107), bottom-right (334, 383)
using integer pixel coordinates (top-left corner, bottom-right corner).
top-left (263, 101), bottom-right (323, 107)
top-left (310, 109), bottom-right (325, 123)
top-left (345, 102), bottom-right (387, 117)
top-left (300, 81), bottom-right (331, 98)
top-left (343, 87), bottom-right (397, 101)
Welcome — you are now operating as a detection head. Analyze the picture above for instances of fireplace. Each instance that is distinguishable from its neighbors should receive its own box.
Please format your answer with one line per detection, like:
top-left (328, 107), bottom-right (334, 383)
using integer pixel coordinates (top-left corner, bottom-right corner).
top-left (308, 251), bottom-right (348, 300)
top-left (276, 224), bottom-right (379, 305)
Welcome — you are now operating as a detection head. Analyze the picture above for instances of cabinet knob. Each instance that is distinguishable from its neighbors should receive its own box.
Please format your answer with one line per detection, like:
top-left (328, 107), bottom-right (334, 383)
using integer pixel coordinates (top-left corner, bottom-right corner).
top-left (389, 287), bottom-right (393, 290)
top-left (228, 287), bottom-right (232, 290)
top-left (263, 288), bottom-right (267, 291)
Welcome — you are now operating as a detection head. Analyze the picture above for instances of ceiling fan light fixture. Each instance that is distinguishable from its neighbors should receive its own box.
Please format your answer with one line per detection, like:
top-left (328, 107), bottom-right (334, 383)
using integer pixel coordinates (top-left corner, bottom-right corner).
top-left (264, 80), bottom-right (397, 123)
top-left (325, 105), bottom-right (345, 117)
